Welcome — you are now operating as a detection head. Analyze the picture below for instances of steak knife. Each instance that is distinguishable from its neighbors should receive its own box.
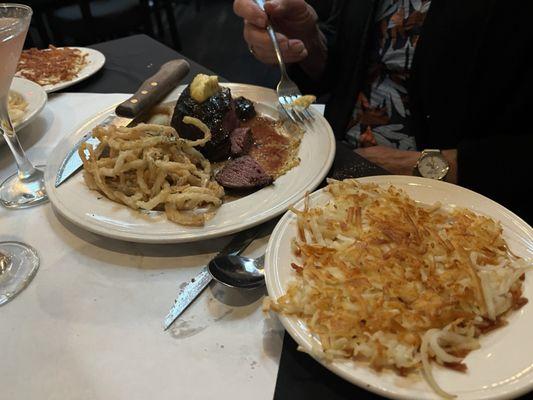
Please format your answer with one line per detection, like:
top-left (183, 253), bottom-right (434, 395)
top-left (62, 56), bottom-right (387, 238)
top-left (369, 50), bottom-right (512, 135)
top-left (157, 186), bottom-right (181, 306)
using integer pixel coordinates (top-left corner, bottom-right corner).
top-left (55, 59), bottom-right (190, 187)
top-left (163, 226), bottom-right (263, 331)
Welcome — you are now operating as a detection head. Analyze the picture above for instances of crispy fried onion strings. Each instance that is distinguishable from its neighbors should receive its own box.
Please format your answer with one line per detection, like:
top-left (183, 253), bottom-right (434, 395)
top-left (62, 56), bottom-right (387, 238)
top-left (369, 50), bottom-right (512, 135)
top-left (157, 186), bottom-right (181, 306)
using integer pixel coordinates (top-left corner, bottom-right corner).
top-left (78, 118), bottom-right (224, 226)
top-left (267, 179), bottom-right (532, 398)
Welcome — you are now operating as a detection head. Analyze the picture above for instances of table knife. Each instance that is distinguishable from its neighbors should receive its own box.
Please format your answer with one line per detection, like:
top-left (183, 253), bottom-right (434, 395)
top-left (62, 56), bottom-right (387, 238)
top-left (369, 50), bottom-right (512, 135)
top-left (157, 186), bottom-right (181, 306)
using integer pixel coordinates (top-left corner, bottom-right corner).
top-left (55, 59), bottom-right (190, 187)
top-left (163, 227), bottom-right (263, 331)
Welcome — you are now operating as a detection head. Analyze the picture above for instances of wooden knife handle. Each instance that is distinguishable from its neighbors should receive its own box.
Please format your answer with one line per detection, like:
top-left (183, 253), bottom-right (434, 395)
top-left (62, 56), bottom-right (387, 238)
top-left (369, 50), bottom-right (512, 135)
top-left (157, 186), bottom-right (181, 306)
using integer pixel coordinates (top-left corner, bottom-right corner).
top-left (115, 59), bottom-right (190, 118)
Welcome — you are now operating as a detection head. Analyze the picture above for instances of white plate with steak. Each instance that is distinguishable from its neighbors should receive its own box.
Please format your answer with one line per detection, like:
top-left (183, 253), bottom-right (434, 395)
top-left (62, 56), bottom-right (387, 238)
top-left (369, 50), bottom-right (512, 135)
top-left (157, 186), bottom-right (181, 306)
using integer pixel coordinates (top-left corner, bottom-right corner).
top-left (44, 83), bottom-right (336, 243)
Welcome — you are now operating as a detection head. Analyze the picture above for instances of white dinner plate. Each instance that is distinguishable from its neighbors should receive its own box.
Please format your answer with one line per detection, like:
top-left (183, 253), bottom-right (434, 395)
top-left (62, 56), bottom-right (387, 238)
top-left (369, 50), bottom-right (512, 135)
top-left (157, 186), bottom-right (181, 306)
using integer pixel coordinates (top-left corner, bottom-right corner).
top-left (44, 83), bottom-right (336, 243)
top-left (18, 47), bottom-right (106, 93)
top-left (265, 175), bottom-right (533, 400)
top-left (2, 77), bottom-right (48, 145)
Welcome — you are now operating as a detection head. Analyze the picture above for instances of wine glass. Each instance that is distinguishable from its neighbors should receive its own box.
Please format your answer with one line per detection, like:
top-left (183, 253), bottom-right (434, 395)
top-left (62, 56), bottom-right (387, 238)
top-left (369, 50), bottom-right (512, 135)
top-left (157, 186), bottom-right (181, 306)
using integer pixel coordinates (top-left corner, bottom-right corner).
top-left (0, 3), bottom-right (47, 209)
top-left (0, 242), bottom-right (39, 306)
top-left (0, 4), bottom-right (41, 305)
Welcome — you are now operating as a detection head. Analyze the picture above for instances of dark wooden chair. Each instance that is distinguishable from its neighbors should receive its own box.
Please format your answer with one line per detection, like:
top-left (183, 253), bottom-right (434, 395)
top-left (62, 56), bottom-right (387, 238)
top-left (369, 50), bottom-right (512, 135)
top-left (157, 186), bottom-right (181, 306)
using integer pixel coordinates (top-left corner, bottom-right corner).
top-left (44, 0), bottom-right (154, 46)
top-left (150, 0), bottom-right (183, 50)
top-left (24, 0), bottom-right (200, 50)
top-left (149, 0), bottom-right (206, 50)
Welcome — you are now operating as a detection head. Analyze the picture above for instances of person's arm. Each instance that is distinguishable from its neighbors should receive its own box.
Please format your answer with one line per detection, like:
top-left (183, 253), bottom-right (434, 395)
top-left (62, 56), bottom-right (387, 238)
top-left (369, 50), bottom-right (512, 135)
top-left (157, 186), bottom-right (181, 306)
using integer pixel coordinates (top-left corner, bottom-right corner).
top-left (354, 132), bottom-right (532, 222)
top-left (442, 149), bottom-right (458, 184)
top-left (353, 147), bottom-right (458, 183)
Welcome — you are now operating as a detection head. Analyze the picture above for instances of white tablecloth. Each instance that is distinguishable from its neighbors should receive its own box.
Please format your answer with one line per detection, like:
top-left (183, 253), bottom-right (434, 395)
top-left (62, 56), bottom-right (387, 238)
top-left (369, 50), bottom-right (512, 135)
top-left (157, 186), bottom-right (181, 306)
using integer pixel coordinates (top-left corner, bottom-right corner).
top-left (0, 93), bottom-right (286, 400)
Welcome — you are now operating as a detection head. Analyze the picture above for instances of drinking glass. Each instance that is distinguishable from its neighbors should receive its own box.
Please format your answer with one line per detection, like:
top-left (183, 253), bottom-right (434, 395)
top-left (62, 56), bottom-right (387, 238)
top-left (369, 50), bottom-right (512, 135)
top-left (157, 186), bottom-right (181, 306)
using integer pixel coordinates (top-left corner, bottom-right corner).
top-left (0, 242), bottom-right (39, 305)
top-left (0, 4), bottom-right (41, 305)
top-left (0, 3), bottom-right (47, 209)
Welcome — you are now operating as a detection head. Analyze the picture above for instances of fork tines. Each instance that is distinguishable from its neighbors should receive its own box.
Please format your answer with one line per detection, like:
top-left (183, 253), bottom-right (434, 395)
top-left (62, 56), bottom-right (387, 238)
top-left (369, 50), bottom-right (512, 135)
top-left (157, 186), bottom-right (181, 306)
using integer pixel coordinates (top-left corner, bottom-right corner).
top-left (279, 95), bottom-right (315, 125)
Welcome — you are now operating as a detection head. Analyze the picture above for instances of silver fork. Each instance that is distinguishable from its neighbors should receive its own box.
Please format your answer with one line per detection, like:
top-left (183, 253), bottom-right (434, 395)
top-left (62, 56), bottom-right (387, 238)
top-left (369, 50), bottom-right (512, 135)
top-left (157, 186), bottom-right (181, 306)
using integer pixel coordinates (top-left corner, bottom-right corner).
top-left (253, 0), bottom-right (314, 124)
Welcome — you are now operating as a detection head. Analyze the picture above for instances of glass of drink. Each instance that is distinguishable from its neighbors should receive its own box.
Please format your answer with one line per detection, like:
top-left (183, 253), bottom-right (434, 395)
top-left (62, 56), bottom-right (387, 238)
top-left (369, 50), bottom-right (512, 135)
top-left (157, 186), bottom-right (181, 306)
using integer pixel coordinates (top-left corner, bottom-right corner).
top-left (0, 242), bottom-right (39, 305)
top-left (0, 3), bottom-right (47, 209)
top-left (0, 4), bottom-right (41, 305)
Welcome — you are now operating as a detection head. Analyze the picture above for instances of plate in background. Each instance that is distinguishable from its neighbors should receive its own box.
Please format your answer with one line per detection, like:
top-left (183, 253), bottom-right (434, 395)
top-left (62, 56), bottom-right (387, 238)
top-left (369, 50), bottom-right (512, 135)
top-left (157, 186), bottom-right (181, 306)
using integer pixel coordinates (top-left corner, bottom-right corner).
top-left (17, 47), bottom-right (106, 93)
top-left (1, 77), bottom-right (48, 145)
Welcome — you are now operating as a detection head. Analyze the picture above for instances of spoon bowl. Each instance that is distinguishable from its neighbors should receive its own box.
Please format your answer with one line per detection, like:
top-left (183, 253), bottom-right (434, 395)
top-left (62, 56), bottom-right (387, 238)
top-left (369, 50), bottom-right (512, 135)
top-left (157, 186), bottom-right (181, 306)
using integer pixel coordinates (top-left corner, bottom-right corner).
top-left (208, 254), bottom-right (265, 289)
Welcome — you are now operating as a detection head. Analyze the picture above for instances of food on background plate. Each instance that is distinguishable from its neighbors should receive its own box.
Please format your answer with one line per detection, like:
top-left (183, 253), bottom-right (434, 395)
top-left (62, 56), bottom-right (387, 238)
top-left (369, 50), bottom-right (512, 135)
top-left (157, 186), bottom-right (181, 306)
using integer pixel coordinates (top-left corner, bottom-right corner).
top-left (7, 90), bottom-right (27, 125)
top-left (79, 119), bottom-right (224, 227)
top-left (17, 45), bottom-right (88, 86)
top-left (266, 179), bottom-right (532, 398)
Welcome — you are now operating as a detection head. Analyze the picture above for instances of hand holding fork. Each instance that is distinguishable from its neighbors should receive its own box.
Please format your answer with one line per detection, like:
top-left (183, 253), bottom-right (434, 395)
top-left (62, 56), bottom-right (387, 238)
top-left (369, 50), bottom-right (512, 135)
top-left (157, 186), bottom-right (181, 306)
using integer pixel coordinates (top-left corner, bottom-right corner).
top-left (237, 0), bottom-right (315, 123)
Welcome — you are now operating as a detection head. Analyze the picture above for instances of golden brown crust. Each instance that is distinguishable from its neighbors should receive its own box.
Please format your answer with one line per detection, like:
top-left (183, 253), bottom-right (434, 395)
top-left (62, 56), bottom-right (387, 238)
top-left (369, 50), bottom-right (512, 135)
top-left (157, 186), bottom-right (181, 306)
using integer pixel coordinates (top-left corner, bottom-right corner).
top-left (17, 45), bottom-right (88, 86)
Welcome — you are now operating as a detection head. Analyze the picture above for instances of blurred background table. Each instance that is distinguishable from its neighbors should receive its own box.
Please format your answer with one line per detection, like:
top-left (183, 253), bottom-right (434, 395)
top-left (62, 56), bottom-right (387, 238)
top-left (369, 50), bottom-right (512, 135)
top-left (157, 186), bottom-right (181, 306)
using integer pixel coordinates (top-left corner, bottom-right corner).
top-left (81, 34), bottom-right (217, 93)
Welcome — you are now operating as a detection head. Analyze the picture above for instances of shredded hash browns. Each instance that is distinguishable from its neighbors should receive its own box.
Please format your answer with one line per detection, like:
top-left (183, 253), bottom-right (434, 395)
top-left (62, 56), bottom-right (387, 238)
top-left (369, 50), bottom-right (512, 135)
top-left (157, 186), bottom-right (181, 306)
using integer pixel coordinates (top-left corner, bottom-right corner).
top-left (266, 179), bottom-right (532, 398)
top-left (79, 118), bottom-right (224, 226)
top-left (17, 45), bottom-right (88, 86)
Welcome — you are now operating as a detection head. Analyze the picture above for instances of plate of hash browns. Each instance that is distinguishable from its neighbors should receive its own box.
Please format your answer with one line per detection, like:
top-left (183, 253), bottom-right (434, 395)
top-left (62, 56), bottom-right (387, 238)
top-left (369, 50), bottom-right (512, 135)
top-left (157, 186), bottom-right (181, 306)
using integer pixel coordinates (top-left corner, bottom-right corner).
top-left (265, 176), bottom-right (533, 400)
top-left (16, 46), bottom-right (105, 93)
top-left (44, 83), bottom-right (335, 243)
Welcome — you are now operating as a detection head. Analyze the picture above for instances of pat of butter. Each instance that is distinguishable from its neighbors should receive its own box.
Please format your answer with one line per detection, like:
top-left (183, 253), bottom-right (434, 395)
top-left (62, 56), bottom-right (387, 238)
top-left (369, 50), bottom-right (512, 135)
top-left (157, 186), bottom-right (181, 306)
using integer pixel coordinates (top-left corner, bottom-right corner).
top-left (292, 95), bottom-right (316, 108)
top-left (190, 74), bottom-right (221, 103)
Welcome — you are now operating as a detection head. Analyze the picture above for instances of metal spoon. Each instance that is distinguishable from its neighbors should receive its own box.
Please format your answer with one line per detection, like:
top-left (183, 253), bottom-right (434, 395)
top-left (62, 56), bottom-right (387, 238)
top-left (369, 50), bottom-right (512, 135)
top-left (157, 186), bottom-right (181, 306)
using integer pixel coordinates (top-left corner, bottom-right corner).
top-left (208, 254), bottom-right (265, 289)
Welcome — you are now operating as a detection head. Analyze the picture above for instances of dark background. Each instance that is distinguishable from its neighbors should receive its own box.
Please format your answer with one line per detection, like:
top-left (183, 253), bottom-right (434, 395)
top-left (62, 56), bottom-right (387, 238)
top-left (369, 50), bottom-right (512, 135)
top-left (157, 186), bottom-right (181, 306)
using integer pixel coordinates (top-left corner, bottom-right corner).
top-left (25, 0), bottom-right (334, 89)
top-left (25, 0), bottom-right (280, 88)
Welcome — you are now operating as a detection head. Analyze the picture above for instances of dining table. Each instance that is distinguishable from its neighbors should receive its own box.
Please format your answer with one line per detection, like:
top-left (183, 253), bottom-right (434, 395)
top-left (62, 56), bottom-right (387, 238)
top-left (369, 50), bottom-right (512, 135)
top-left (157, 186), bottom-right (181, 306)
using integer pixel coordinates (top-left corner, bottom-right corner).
top-left (1, 34), bottom-right (529, 400)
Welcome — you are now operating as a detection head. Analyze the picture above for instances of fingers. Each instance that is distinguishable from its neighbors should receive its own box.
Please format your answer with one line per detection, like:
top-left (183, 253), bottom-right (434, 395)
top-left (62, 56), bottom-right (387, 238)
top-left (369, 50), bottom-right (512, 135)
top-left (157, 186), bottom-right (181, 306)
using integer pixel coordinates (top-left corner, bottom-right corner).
top-left (244, 21), bottom-right (308, 64)
top-left (233, 0), bottom-right (267, 28)
top-left (234, 0), bottom-right (309, 64)
top-left (264, 0), bottom-right (309, 19)
top-left (264, 0), bottom-right (298, 13)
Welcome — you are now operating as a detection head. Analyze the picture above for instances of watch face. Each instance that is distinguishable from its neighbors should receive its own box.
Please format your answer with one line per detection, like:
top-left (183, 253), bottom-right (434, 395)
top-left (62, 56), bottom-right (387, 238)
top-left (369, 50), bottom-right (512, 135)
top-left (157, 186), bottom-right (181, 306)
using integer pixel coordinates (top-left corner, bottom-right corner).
top-left (418, 154), bottom-right (449, 180)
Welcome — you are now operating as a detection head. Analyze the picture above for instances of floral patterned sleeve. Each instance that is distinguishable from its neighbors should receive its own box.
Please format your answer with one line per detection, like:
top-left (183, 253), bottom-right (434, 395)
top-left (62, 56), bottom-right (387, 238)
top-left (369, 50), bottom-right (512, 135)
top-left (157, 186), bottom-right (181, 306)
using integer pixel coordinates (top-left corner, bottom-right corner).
top-left (346, 0), bottom-right (432, 150)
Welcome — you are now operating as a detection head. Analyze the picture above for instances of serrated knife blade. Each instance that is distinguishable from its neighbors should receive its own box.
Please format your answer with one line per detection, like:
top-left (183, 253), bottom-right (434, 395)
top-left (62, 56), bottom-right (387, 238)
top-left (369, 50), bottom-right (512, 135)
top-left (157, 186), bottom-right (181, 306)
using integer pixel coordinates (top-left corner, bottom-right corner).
top-left (163, 226), bottom-right (263, 331)
top-left (163, 267), bottom-right (212, 330)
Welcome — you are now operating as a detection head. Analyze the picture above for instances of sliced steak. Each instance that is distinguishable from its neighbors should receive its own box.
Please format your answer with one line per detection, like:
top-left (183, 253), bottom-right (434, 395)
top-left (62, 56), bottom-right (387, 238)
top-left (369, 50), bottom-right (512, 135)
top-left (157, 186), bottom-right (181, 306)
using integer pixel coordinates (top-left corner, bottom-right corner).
top-left (230, 127), bottom-right (253, 157)
top-left (171, 86), bottom-right (239, 161)
top-left (215, 156), bottom-right (273, 190)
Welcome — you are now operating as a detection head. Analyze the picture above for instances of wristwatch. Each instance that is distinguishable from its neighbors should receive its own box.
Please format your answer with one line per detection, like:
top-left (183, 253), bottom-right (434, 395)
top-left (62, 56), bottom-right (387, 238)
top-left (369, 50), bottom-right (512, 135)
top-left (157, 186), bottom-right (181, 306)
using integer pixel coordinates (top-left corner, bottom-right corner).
top-left (414, 149), bottom-right (449, 180)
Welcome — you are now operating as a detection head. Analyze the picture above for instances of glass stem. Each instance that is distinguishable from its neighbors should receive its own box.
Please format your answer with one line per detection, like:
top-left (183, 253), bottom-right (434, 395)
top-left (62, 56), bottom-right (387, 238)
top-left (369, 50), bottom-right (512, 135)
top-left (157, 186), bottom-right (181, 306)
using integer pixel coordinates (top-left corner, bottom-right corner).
top-left (0, 97), bottom-right (36, 180)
